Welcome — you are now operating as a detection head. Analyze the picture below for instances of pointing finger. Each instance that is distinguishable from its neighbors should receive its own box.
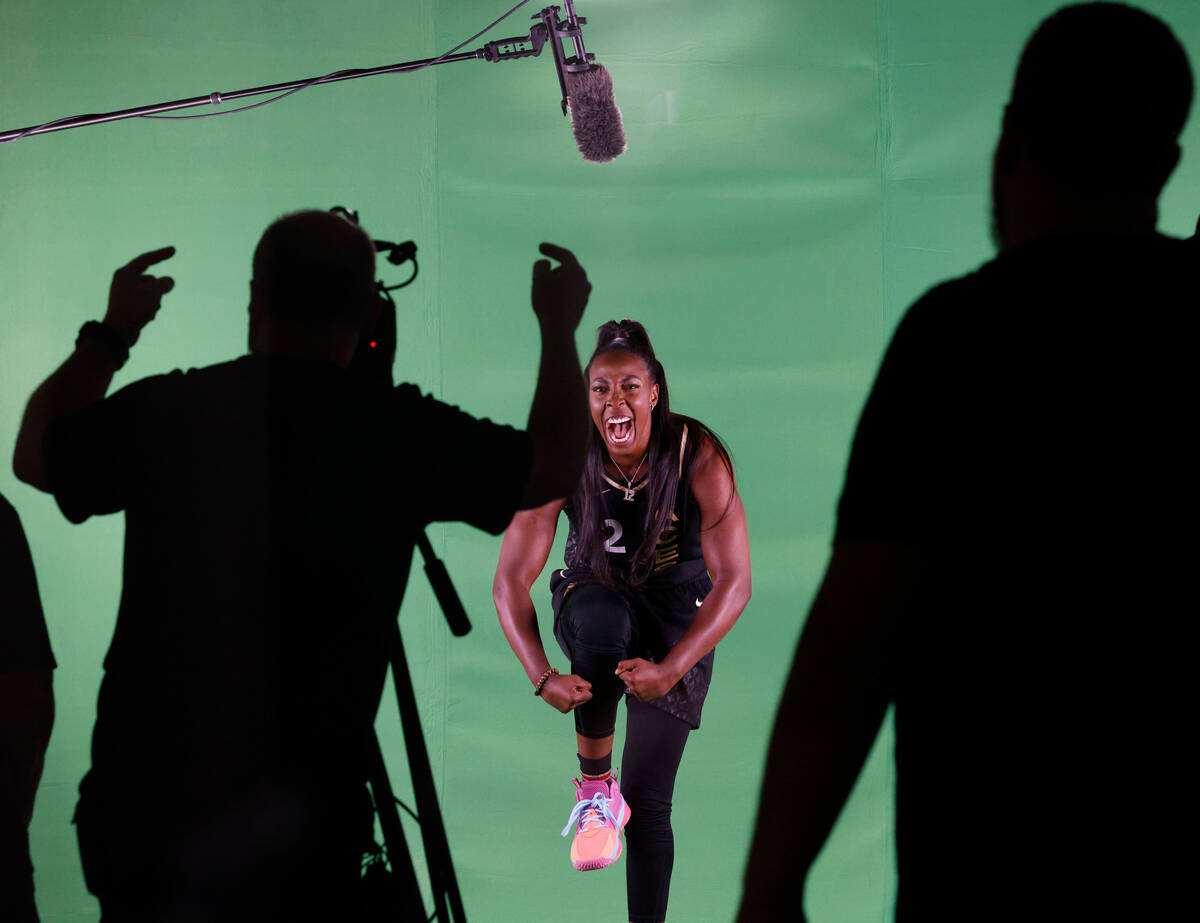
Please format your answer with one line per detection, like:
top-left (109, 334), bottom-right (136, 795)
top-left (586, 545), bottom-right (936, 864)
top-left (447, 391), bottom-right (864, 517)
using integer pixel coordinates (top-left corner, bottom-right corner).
top-left (538, 242), bottom-right (580, 267)
top-left (123, 246), bottom-right (176, 275)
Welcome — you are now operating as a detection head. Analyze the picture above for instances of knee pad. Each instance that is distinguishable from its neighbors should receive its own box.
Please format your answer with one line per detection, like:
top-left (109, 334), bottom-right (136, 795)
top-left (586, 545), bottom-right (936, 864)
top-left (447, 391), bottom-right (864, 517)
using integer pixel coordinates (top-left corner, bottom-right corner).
top-left (563, 584), bottom-right (636, 654)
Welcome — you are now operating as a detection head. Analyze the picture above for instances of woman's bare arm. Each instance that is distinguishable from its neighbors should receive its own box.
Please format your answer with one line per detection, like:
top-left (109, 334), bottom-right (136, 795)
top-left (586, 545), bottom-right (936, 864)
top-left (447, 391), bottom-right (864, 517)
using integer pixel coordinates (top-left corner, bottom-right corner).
top-left (493, 498), bottom-right (592, 712)
top-left (618, 437), bottom-right (752, 700)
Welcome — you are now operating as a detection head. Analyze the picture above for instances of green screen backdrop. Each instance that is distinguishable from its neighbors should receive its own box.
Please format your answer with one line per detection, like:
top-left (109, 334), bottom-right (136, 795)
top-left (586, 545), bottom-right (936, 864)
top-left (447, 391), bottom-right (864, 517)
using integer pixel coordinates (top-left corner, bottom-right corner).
top-left (2, 2), bottom-right (1197, 920)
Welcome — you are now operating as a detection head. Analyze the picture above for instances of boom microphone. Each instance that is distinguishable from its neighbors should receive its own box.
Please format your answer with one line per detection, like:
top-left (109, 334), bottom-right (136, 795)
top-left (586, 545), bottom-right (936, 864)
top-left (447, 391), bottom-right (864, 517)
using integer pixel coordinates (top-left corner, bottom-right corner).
top-left (565, 64), bottom-right (626, 163)
top-left (475, 4), bottom-right (627, 161)
top-left (529, 1), bottom-right (627, 163)
top-left (1, 1), bottom-right (628, 164)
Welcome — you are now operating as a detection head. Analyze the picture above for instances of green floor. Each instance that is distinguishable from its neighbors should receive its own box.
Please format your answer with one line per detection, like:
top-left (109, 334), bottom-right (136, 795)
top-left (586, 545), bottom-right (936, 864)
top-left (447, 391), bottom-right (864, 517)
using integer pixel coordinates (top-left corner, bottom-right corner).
top-left (3, 1), bottom-right (1198, 920)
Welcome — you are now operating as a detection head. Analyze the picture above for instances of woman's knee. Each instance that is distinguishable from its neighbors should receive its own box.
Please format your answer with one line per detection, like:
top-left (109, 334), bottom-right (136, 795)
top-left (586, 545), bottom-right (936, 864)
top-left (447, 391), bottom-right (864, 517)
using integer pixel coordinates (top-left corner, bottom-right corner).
top-left (623, 798), bottom-right (673, 846)
top-left (621, 778), bottom-right (672, 822)
top-left (562, 586), bottom-right (635, 653)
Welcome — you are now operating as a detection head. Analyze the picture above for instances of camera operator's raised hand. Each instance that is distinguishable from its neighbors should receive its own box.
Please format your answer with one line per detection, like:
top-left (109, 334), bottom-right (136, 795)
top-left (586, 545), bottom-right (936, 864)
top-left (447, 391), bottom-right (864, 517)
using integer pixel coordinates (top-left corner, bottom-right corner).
top-left (103, 246), bottom-right (176, 348)
top-left (13, 246), bottom-right (175, 492)
top-left (520, 243), bottom-right (590, 510)
top-left (532, 242), bottom-right (590, 335)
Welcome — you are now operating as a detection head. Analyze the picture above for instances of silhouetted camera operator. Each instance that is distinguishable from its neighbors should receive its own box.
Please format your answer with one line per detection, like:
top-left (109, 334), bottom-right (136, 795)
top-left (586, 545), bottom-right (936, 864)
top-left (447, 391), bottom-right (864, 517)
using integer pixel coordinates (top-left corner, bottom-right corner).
top-left (0, 492), bottom-right (55, 923)
top-left (12, 210), bottom-right (590, 920)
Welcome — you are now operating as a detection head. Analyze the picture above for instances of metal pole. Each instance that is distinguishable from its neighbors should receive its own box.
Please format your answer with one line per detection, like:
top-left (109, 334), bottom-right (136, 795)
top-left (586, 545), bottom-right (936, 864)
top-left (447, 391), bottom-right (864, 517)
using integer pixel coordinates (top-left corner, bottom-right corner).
top-left (0, 51), bottom-right (482, 143)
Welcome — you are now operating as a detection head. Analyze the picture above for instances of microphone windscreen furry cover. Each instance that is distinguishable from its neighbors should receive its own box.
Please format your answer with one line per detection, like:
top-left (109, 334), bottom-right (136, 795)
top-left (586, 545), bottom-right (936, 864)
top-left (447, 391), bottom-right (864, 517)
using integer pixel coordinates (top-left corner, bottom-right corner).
top-left (564, 64), bottom-right (627, 163)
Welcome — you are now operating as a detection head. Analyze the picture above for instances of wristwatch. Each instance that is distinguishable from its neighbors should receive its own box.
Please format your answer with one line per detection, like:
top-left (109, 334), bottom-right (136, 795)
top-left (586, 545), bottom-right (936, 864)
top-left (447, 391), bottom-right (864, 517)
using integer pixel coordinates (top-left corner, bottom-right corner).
top-left (76, 321), bottom-right (130, 369)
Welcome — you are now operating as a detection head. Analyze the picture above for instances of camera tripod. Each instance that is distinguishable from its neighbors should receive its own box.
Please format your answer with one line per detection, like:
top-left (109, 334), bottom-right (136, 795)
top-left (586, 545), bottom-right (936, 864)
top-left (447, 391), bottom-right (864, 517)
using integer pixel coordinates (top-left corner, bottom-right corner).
top-left (362, 532), bottom-right (472, 922)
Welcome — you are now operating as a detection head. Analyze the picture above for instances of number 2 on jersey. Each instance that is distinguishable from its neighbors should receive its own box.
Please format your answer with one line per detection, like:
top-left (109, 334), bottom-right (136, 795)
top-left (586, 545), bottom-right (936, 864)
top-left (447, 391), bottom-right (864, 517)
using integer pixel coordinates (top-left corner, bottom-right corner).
top-left (603, 518), bottom-right (626, 554)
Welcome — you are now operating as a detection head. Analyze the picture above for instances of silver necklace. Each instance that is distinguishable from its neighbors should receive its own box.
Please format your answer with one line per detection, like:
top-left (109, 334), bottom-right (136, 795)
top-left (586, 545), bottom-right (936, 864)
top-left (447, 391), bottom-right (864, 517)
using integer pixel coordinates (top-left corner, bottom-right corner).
top-left (608, 450), bottom-right (647, 501)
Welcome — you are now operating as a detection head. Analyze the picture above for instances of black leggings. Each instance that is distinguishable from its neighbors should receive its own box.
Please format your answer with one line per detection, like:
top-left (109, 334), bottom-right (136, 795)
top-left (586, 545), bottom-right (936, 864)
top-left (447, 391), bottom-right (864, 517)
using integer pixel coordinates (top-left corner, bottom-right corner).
top-left (556, 584), bottom-right (692, 923)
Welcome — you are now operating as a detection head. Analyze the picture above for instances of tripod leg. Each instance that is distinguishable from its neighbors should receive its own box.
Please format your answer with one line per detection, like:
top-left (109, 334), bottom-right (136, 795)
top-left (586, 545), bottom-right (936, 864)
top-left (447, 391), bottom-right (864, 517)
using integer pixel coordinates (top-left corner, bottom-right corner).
top-left (390, 624), bottom-right (467, 922)
top-left (365, 731), bottom-right (428, 920)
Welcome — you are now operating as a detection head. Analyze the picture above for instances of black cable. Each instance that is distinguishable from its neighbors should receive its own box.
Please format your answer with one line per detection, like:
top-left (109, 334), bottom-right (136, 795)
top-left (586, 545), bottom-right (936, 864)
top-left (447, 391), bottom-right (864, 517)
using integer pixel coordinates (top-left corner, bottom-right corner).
top-left (393, 796), bottom-right (420, 824)
top-left (136, 0), bottom-right (534, 121)
top-left (382, 263), bottom-right (418, 291)
top-left (2, 0), bottom-right (535, 140)
top-left (136, 81), bottom-right (327, 121)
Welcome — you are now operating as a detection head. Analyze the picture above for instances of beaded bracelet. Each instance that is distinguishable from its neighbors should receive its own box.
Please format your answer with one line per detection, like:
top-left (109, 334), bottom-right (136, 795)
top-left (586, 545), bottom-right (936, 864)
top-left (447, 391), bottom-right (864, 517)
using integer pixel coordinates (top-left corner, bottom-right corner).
top-left (533, 667), bottom-right (559, 696)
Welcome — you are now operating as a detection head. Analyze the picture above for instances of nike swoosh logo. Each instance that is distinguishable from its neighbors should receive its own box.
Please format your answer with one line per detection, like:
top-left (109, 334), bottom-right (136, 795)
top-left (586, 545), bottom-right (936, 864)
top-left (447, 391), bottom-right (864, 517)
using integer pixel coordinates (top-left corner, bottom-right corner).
top-left (695, 597), bottom-right (703, 608)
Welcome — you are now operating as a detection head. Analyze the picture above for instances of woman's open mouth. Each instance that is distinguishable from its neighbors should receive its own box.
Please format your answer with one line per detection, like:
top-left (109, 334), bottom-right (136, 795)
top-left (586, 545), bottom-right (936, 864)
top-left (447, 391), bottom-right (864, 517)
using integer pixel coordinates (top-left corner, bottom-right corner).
top-left (606, 415), bottom-right (634, 446)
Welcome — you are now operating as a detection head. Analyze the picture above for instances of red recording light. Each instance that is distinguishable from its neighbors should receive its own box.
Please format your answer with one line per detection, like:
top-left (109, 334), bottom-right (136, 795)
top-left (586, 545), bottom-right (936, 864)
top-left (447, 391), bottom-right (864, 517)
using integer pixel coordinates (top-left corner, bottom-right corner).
top-left (369, 341), bottom-right (377, 349)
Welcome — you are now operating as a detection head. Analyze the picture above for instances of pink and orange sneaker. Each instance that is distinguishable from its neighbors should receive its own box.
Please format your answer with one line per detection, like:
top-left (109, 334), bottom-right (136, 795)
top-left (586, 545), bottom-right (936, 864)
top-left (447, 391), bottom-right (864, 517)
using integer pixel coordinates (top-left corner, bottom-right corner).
top-left (560, 775), bottom-right (631, 871)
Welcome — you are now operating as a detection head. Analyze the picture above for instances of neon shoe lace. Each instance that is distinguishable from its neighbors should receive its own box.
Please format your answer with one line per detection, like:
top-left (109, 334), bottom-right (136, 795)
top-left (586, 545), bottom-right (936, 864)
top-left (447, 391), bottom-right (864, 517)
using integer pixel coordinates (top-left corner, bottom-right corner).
top-left (561, 792), bottom-right (620, 838)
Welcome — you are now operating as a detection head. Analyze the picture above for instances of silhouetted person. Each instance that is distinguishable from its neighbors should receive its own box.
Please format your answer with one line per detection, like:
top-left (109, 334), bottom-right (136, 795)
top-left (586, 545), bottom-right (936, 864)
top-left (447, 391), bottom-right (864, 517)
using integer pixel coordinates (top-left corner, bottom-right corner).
top-left (12, 211), bottom-right (591, 920)
top-left (0, 493), bottom-right (55, 923)
top-left (739, 5), bottom-right (1195, 920)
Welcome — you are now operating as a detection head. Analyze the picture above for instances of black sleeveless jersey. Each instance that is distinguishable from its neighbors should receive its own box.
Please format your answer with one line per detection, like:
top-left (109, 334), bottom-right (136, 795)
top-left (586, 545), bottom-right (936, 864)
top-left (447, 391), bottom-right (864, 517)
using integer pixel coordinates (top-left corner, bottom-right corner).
top-left (551, 423), bottom-right (716, 729)
top-left (561, 425), bottom-right (704, 584)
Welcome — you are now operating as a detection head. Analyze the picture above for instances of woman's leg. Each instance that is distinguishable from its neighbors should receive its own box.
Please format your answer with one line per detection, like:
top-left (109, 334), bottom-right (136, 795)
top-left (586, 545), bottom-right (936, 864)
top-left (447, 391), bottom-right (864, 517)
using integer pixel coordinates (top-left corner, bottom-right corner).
top-left (555, 584), bottom-right (637, 749)
top-left (621, 697), bottom-right (691, 923)
top-left (555, 585), bottom-right (637, 870)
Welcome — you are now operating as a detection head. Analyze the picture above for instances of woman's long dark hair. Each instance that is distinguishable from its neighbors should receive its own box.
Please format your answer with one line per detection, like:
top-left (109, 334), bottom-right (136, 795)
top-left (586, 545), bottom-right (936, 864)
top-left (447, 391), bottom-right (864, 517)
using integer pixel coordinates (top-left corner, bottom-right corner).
top-left (572, 319), bottom-right (734, 587)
